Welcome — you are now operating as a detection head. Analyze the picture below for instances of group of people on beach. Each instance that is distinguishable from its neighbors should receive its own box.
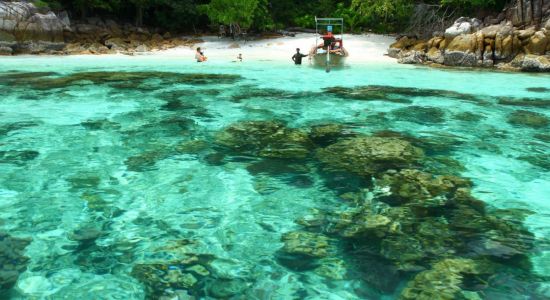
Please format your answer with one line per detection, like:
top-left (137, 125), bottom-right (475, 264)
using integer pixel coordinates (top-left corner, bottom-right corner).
top-left (194, 29), bottom-right (343, 65)
top-left (195, 47), bottom-right (242, 63)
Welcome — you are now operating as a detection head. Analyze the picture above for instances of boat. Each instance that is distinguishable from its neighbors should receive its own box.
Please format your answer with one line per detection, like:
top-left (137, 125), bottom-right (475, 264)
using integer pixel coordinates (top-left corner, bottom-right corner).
top-left (309, 17), bottom-right (349, 72)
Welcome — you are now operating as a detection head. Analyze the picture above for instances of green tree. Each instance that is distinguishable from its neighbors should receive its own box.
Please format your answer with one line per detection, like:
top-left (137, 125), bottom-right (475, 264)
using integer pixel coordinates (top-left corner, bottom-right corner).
top-left (352, 0), bottom-right (413, 32)
top-left (201, 0), bottom-right (259, 28)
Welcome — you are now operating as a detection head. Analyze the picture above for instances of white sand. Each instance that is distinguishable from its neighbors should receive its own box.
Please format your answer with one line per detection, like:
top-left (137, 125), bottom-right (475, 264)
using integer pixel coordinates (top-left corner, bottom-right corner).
top-left (154, 33), bottom-right (396, 64)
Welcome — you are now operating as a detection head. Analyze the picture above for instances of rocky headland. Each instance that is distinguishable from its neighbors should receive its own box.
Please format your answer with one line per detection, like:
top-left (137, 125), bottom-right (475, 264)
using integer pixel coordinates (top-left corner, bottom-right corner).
top-left (389, 0), bottom-right (550, 72)
top-left (0, 1), bottom-right (199, 55)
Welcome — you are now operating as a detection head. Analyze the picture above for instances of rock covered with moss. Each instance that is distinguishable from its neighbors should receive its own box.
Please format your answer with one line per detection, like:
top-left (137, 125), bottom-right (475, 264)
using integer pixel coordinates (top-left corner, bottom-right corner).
top-left (316, 136), bottom-right (424, 176)
top-left (215, 121), bottom-right (313, 159)
top-left (507, 110), bottom-right (549, 128)
top-left (0, 232), bottom-right (31, 291)
top-left (389, 15), bottom-right (550, 72)
top-left (131, 253), bottom-right (251, 299)
top-left (399, 258), bottom-right (487, 300)
top-left (281, 231), bottom-right (332, 258)
top-left (378, 169), bottom-right (472, 206)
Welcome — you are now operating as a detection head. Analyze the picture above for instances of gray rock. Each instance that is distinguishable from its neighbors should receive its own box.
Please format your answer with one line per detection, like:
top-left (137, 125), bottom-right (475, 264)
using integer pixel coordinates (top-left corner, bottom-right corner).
top-left (135, 44), bottom-right (148, 52)
top-left (0, 1), bottom-right (67, 49)
top-left (426, 48), bottom-right (444, 64)
top-left (444, 51), bottom-right (478, 67)
top-left (14, 41), bottom-right (64, 54)
top-left (387, 47), bottom-right (401, 58)
top-left (445, 17), bottom-right (482, 39)
top-left (398, 51), bottom-right (425, 64)
top-left (520, 54), bottom-right (550, 72)
top-left (481, 25), bottom-right (505, 39)
top-left (58, 11), bottom-right (70, 29)
top-left (518, 26), bottom-right (536, 39)
top-left (0, 45), bottom-right (12, 55)
top-left (0, 30), bottom-right (15, 42)
top-left (76, 23), bottom-right (99, 34)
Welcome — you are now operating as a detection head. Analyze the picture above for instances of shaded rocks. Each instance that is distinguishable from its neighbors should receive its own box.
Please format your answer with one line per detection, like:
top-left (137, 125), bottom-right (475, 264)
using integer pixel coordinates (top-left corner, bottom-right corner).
top-left (309, 124), bottom-right (346, 146)
top-left (0, 150), bottom-right (39, 165)
top-left (281, 231), bottom-right (331, 258)
top-left (507, 110), bottom-right (549, 128)
top-left (215, 121), bottom-right (313, 159)
top-left (378, 169), bottom-right (471, 206)
top-left (391, 106), bottom-right (447, 124)
top-left (389, 15), bottom-right (550, 72)
top-left (316, 136), bottom-right (424, 177)
top-left (0, 1), bottom-right (66, 55)
top-left (0, 2), bottom-right (200, 55)
top-left (131, 254), bottom-right (251, 299)
top-left (0, 232), bottom-right (31, 291)
top-left (399, 258), bottom-right (485, 300)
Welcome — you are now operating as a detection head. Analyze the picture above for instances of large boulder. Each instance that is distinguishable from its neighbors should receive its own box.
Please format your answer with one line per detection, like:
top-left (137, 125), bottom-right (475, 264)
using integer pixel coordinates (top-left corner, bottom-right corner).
top-left (398, 50), bottom-right (425, 64)
top-left (524, 31), bottom-right (549, 55)
top-left (1, 2), bottom-right (65, 42)
top-left (388, 36), bottom-right (417, 58)
top-left (15, 11), bottom-right (64, 42)
top-left (316, 136), bottom-right (424, 177)
top-left (426, 47), bottom-right (444, 64)
top-left (444, 17), bottom-right (482, 39)
top-left (444, 34), bottom-right (479, 66)
top-left (515, 54), bottom-right (550, 72)
top-left (494, 23), bottom-right (520, 61)
top-left (0, 1), bottom-right (66, 53)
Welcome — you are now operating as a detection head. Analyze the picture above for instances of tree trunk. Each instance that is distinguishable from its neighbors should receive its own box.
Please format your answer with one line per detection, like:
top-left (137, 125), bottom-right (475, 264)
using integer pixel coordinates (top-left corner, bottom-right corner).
top-left (519, 0), bottom-right (524, 24)
top-left (539, 0), bottom-right (544, 26)
top-left (80, 5), bottom-right (87, 19)
top-left (530, 0), bottom-right (535, 25)
top-left (136, 6), bottom-right (143, 27)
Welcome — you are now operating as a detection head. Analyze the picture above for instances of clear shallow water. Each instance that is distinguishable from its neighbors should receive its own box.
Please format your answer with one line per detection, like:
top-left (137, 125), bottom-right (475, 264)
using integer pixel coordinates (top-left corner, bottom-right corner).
top-left (0, 54), bottom-right (549, 300)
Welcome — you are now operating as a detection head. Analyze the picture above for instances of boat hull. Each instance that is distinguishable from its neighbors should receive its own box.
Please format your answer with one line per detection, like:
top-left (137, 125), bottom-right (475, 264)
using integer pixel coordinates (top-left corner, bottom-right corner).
top-left (312, 53), bottom-right (346, 68)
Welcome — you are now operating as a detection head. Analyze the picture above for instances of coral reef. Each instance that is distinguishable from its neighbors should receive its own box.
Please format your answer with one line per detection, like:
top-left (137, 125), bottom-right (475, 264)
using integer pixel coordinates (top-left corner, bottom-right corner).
top-left (507, 110), bottom-right (549, 128)
top-left (0, 232), bottom-right (31, 291)
top-left (391, 106), bottom-right (447, 124)
top-left (316, 136), bottom-right (424, 176)
top-left (215, 121), bottom-right (313, 159)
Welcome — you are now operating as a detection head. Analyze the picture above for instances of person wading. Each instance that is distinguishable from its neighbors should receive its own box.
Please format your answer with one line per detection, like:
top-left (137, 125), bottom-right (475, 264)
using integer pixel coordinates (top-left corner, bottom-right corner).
top-left (292, 48), bottom-right (308, 65)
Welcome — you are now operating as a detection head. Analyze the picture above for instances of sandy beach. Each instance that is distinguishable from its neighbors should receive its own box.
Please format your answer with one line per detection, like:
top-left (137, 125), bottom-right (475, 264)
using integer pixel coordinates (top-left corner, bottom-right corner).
top-left (151, 33), bottom-right (397, 64)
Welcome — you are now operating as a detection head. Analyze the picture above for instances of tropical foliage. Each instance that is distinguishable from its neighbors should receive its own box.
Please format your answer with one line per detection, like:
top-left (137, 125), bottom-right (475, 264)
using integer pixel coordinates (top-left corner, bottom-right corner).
top-left (37, 0), bottom-right (513, 33)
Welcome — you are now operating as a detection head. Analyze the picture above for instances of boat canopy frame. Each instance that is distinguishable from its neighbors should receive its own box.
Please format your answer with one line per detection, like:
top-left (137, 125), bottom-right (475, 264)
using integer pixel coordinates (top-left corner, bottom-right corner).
top-left (314, 17), bottom-right (345, 73)
top-left (315, 17), bottom-right (344, 40)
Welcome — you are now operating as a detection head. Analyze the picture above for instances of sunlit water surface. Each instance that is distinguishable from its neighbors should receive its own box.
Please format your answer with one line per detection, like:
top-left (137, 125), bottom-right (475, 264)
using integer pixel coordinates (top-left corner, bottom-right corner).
top-left (0, 48), bottom-right (549, 300)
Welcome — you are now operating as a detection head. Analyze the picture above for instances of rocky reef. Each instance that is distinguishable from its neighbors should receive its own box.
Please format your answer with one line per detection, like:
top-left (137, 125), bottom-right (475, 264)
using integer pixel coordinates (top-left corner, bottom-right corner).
top-left (268, 122), bottom-right (542, 297)
top-left (215, 121), bottom-right (313, 159)
top-left (0, 71), bottom-right (241, 91)
top-left (0, 232), bottom-right (31, 291)
top-left (389, 1), bottom-right (550, 72)
top-left (0, 1), bottom-right (199, 55)
top-left (131, 253), bottom-right (251, 299)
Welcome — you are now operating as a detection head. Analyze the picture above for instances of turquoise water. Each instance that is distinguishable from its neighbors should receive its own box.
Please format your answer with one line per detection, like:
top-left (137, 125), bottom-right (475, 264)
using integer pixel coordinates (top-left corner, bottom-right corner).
top-left (0, 55), bottom-right (549, 299)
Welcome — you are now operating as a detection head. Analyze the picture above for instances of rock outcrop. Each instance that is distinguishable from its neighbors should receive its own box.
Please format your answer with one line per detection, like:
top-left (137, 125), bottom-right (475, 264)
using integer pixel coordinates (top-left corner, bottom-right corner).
top-left (0, 1), bottom-right (65, 54)
top-left (0, 1), bottom-right (200, 55)
top-left (389, 1), bottom-right (550, 72)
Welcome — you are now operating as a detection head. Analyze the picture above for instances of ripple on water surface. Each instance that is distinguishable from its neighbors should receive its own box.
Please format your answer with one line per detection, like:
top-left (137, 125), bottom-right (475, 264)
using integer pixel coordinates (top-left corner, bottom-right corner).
top-left (0, 58), bottom-right (549, 299)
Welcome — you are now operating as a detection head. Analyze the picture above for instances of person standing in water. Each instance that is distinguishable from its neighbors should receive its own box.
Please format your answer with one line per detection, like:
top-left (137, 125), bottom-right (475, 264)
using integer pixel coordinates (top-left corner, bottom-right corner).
top-left (237, 53), bottom-right (242, 62)
top-left (292, 48), bottom-right (308, 65)
top-left (195, 47), bottom-right (207, 62)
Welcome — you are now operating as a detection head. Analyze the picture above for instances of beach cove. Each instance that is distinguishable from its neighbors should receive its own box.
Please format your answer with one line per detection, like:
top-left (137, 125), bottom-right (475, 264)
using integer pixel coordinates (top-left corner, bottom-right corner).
top-left (1, 33), bottom-right (550, 299)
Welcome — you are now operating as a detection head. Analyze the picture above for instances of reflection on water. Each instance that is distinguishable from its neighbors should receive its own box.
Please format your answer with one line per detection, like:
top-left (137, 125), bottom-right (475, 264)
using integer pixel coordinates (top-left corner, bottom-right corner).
top-left (0, 57), bottom-right (549, 299)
